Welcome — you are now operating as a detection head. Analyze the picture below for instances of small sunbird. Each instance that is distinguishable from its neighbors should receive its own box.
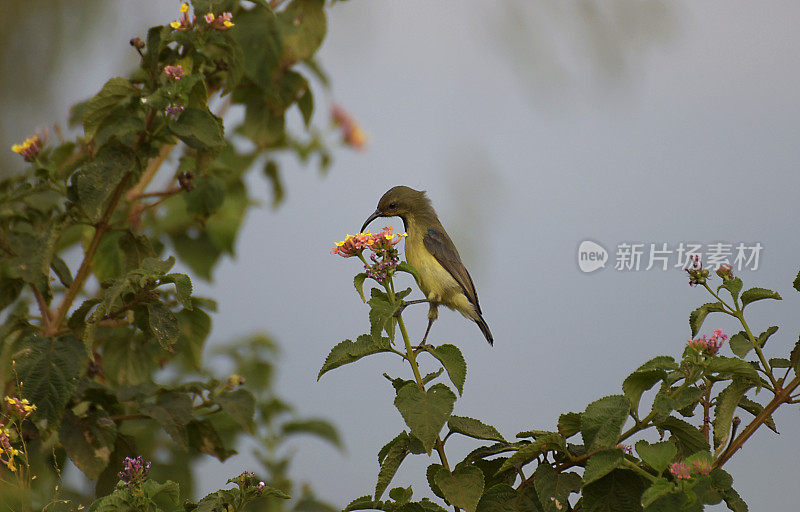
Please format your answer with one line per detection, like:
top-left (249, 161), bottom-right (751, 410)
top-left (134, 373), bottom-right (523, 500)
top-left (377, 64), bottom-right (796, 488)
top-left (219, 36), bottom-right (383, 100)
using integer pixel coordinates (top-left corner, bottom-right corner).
top-left (361, 186), bottom-right (493, 346)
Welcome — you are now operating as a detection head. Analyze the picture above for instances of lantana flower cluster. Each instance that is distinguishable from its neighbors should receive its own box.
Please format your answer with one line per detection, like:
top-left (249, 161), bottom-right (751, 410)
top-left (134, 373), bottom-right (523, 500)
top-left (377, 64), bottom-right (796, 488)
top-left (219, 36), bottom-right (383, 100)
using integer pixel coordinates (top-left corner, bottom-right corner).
top-left (232, 471), bottom-right (266, 495)
top-left (205, 11), bottom-right (235, 30)
top-left (170, 3), bottom-right (195, 31)
top-left (4, 396), bottom-right (36, 419)
top-left (685, 254), bottom-right (709, 287)
top-left (0, 423), bottom-right (20, 472)
top-left (331, 227), bottom-right (406, 283)
top-left (669, 459), bottom-right (712, 480)
top-left (11, 134), bottom-right (43, 162)
top-left (118, 455), bottom-right (151, 489)
top-left (331, 104), bottom-right (367, 150)
top-left (170, 3), bottom-right (234, 31)
top-left (687, 329), bottom-right (728, 356)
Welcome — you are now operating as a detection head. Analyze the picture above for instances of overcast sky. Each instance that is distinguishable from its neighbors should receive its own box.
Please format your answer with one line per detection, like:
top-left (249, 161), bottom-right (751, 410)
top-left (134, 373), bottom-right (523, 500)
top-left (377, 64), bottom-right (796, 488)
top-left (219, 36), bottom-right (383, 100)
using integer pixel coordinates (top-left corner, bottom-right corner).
top-left (3, 1), bottom-right (800, 509)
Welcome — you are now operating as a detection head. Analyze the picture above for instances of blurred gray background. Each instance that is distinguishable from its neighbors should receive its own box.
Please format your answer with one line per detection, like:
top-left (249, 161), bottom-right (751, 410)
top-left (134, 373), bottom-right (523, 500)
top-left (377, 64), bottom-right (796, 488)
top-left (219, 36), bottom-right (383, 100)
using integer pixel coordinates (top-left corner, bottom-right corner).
top-left (2, 0), bottom-right (800, 509)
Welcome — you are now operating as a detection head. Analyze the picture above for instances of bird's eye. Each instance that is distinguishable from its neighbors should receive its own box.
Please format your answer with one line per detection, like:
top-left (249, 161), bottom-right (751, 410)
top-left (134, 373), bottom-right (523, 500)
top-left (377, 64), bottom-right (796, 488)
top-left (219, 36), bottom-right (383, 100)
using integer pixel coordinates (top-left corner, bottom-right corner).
top-left (389, 202), bottom-right (398, 209)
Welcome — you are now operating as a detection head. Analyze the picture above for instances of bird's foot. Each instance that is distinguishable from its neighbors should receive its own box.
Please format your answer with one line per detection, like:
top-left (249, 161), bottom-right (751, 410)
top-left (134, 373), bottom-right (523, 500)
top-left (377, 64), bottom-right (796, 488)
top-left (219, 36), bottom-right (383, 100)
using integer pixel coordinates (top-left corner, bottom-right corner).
top-left (393, 299), bottom-right (431, 317)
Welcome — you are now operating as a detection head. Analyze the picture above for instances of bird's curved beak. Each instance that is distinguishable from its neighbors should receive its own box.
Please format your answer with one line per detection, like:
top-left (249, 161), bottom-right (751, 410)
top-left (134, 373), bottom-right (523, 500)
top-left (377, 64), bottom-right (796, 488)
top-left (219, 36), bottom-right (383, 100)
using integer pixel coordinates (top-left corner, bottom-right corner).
top-left (360, 209), bottom-right (382, 233)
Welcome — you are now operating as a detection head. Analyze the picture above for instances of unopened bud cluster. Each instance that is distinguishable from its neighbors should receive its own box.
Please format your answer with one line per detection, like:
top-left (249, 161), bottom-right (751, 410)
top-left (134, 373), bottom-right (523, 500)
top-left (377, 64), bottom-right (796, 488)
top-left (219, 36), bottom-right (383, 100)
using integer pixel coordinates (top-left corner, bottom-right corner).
top-left (118, 455), bottom-right (151, 489)
top-left (685, 254), bottom-right (709, 287)
top-left (669, 460), bottom-right (712, 480)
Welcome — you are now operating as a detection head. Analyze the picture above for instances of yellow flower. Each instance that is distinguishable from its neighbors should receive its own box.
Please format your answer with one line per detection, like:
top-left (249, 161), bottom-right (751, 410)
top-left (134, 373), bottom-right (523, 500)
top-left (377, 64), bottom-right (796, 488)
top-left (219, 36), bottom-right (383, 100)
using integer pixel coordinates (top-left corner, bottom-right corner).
top-left (180, 2), bottom-right (190, 13)
top-left (170, 20), bottom-right (181, 29)
top-left (223, 20), bottom-right (234, 28)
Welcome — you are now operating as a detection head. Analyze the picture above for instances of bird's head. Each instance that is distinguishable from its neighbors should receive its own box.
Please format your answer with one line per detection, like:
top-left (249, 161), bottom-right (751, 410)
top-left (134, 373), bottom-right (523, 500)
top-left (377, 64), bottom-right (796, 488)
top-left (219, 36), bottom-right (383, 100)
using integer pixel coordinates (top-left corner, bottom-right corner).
top-left (361, 186), bottom-right (430, 233)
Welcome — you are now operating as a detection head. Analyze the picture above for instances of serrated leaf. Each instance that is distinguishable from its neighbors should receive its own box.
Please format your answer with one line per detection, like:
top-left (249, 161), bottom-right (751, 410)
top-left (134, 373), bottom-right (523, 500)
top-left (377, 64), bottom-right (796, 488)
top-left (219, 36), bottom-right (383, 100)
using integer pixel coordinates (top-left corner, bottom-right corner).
top-left (69, 145), bottom-right (137, 223)
top-left (737, 396), bottom-right (777, 433)
top-left (713, 379), bottom-right (752, 450)
top-left (448, 415), bottom-right (505, 442)
top-left (719, 278), bottom-right (743, 301)
top-left (623, 369), bottom-right (665, 418)
top-left (498, 432), bottom-right (566, 473)
top-left (318, 334), bottom-right (392, 379)
top-left (51, 255), bottom-right (74, 287)
top-left (435, 466), bottom-right (484, 512)
top-left (728, 332), bottom-right (752, 358)
top-left (790, 334), bottom-right (800, 375)
top-left (16, 334), bottom-right (88, 428)
top-left (375, 433), bottom-right (410, 500)
top-left (143, 480), bottom-right (181, 509)
top-left (354, 272), bottom-right (368, 302)
top-left (169, 108), bottom-right (225, 151)
top-left (368, 288), bottom-right (400, 341)
top-left (282, 418), bottom-right (342, 450)
top-left (422, 368), bottom-right (444, 385)
top-left (706, 356), bottom-right (759, 382)
top-left (757, 325), bottom-right (779, 348)
top-left (163, 273), bottom-right (193, 309)
top-left (82, 77), bottom-right (140, 140)
top-left (187, 418), bottom-right (236, 461)
top-left (147, 301), bottom-right (180, 350)
top-left (176, 308), bottom-right (211, 369)
top-left (59, 410), bottom-right (117, 480)
top-left (640, 478), bottom-right (677, 508)
top-left (533, 463), bottom-right (581, 512)
top-left (397, 261), bottom-right (422, 287)
top-left (583, 449), bottom-right (624, 485)
top-left (581, 395), bottom-right (630, 450)
top-left (581, 469), bottom-right (646, 512)
top-left (140, 391), bottom-right (193, 449)
top-left (426, 463), bottom-right (447, 502)
top-left (635, 440), bottom-right (677, 473)
top-left (740, 287), bottom-right (781, 308)
top-left (217, 389), bottom-right (256, 432)
top-left (476, 483), bottom-right (542, 512)
top-left (636, 356), bottom-right (679, 372)
top-left (689, 302), bottom-right (726, 337)
top-left (558, 411), bottom-right (582, 438)
top-left (425, 344), bottom-right (466, 395)
top-left (394, 383), bottom-right (455, 453)
top-left (658, 416), bottom-right (709, 456)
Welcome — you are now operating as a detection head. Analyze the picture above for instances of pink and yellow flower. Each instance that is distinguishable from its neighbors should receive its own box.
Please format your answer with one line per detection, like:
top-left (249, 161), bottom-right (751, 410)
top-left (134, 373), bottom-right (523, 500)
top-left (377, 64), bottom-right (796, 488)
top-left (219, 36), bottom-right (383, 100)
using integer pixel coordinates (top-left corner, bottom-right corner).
top-left (331, 104), bottom-right (367, 150)
top-left (205, 11), bottom-right (234, 30)
top-left (170, 3), bottom-right (195, 30)
top-left (11, 134), bottom-right (43, 162)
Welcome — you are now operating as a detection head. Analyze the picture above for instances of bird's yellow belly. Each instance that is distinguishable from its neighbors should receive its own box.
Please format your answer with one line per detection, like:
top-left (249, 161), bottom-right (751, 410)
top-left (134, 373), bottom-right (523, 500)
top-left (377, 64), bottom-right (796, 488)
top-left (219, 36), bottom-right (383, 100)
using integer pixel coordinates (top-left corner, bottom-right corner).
top-left (406, 244), bottom-right (476, 320)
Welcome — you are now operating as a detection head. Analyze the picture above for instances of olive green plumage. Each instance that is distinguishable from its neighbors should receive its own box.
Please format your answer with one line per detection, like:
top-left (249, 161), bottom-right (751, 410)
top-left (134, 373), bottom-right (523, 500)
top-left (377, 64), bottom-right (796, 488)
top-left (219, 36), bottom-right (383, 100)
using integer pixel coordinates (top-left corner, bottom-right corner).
top-left (361, 186), bottom-right (493, 345)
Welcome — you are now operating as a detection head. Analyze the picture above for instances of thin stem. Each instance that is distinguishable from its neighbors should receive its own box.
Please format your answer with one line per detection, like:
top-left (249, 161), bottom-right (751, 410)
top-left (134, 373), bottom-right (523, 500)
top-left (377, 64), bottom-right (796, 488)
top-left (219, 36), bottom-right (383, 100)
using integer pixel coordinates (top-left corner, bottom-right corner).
top-left (46, 174), bottom-right (132, 336)
top-left (714, 373), bottom-right (800, 467)
top-left (622, 458), bottom-right (658, 482)
top-left (31, 285), bottom-right (52, 329)
top-left (702, 378), bottom-right (712, 443)
top-left (735, 311), bottom-right (778, 389)
top-left (125, 143), bottom-right (174, 202)
top-left (701, 284), bottom-right (737, 314)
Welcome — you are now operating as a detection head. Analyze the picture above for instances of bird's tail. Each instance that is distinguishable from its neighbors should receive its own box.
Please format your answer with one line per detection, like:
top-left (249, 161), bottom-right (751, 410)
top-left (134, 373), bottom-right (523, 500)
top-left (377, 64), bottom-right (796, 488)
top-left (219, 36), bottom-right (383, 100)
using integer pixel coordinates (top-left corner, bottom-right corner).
top-left (475, 315), bottom-right (493, 346)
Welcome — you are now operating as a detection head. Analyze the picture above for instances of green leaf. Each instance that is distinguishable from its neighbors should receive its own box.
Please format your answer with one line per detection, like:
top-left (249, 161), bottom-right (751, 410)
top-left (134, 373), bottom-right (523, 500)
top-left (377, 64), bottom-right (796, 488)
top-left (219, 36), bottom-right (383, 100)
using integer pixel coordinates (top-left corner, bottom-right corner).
top-left (425, 344), bottom-right (467, 395)
top-left (447, 415), bottom-right (505, 442)
top-left (689, 302), bottom-right (726, 337)
top-left (422, 368), bottom-right (445, 385)
top-left (713, 379), bottom-right (752, 450)
top-left (354, 273), bottom-right (368, 302)
top-left (82, 77), bottom-right (140, 140)
top-left (389, 486), bottom-right (413, 505)
top-left (169, 108), bottom-right (225, 151)
top-left (140, 391), bottom-right (193, 449)
top-left (583, 449), bottom-right (624, 485)
top-left (187, 419), bottom-right (236, 461)
top-left (375, 433), bottom-right (410, 500)
top-left (532, 463), bottom-right (581, 512)
top-left (394, 383), bottom-right (455, 453)
top-left (558, 412), bottom-right (582, 438)
top-left (737, 396), bottom-right (777, 433)
top-left (297, 87), bottom-right (314, 127)
top-left (143, 480), bottom-right (181, 509)
top-left (217, 389), bottom-right (256, 432)
top-left (318, 334), bottom-right (392, 379)
top-left (790, 334), bottom-right (800, 375)
top-left (658, 416), bottom-right (709, 456)
top-left (706, 356), bottom-right (759, 382)
top-left (368, 288), bottom-right (401, 341)
top-left (16, 334), bottom-right (88, 427)
top-left (740, 287), bottom-right (781, 308)
top-left (397, 261), bottom-right (422, 287)
top-left (728, 332), bottom-right (752, 358)
top-left (623, 369), bottom-right (665, 418)
top-left (282, 418), bottom-right (342, 450)
top-left (634, 440), bottom-right (677, 473)
top-left (719, 278), bottom-right (743, 301)
top-left (163, 273), bottom-right (193, 309)
top-left (498, 432), bottom-right (566, 473)
top-left (757, 325), bottom-right (779, 348)
top-left (581, 395), bottom-right (630, 450)
top-left (640, 478), bottom-right (678, 509)
top-left (146, 301), bottom-right (180, 351)
top-left (476, 483), bottom-right (542, 512)
top-left (581, 469), bottom-right (646, 512)
top-left (184, 175), bottom-right (225, 217)
top-left (51, 255), bottom-right (74, 288)
top-left (426, 463), bottom-right (447, 502)
top-left (69, 145), bottom-right (137, 223)
top-left (435, 466), bottom-right (484, 512)
top-left (278, 0), bottom-right (327, 64)
top-left (794, 269), bottom-right (800, 293)
top-left (59, 410), bottom-right (117, 480)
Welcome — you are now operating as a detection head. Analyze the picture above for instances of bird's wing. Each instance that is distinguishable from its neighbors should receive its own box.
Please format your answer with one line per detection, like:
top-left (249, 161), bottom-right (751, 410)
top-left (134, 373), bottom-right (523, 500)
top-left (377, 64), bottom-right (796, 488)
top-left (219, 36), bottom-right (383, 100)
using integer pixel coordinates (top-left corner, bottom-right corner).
top-left (423, 228), bottom-right (482, 314)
